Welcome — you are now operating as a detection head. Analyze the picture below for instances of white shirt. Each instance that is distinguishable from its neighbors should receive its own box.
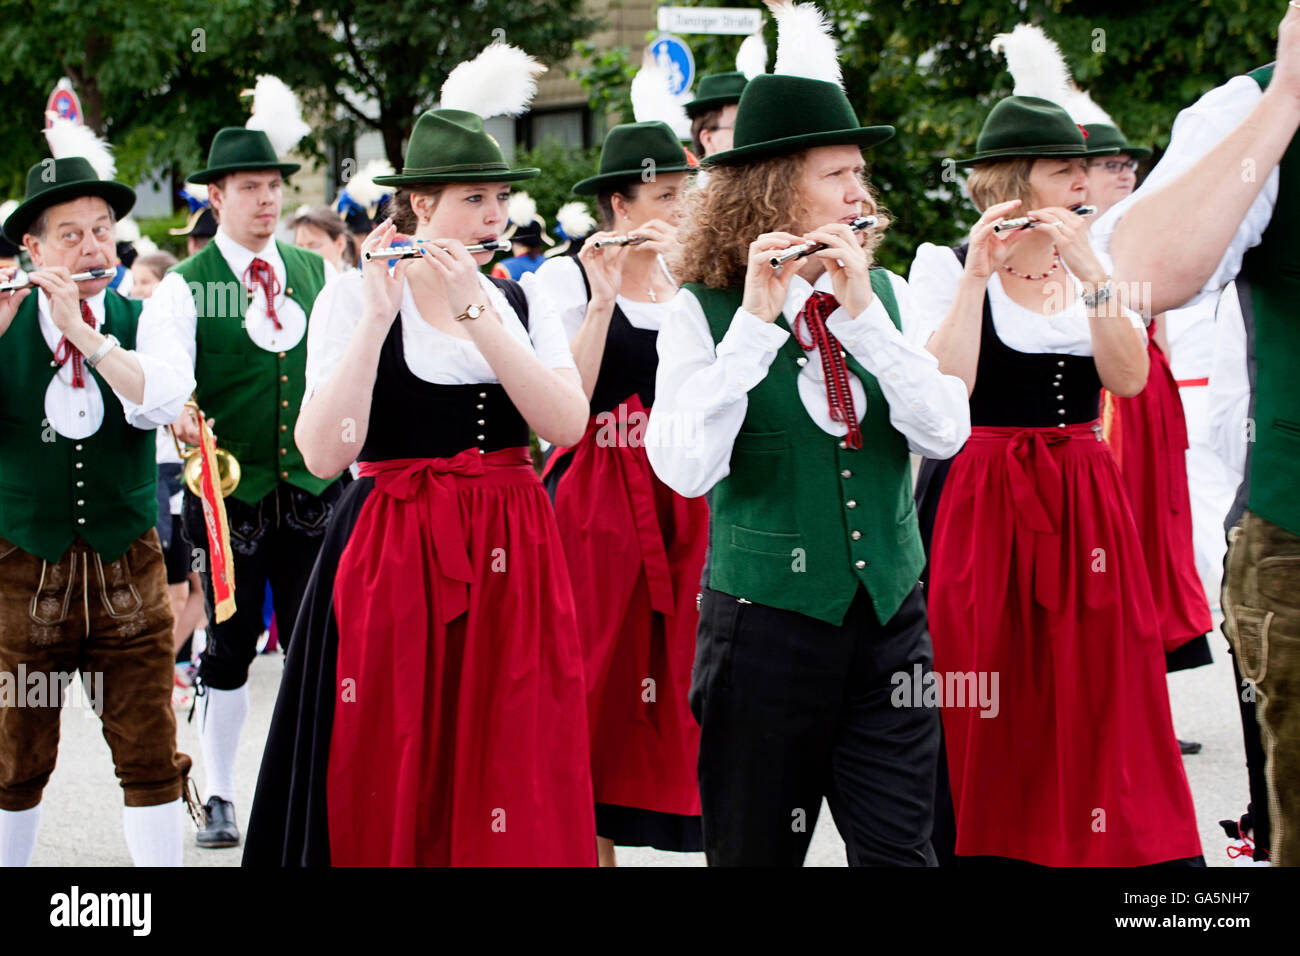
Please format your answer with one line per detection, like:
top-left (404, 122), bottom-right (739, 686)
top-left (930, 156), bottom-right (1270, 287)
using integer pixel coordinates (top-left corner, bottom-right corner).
top-left (1208, 282), bottom-right (1250, 484)
top-left (142, 227), bottom-right (339, 369)
top-left (644, 270), bottom-right (971, 499)
top-left (303, 270), bottom-right (577, 403)
top-left (1092, 74), bottom-right (1277, 309)
top-left (522, 253), bottom-right (677, 342)
top-left (34, 288), bottom-right (195, 440)
top-left (907, 243), bottom-right (1147, 355)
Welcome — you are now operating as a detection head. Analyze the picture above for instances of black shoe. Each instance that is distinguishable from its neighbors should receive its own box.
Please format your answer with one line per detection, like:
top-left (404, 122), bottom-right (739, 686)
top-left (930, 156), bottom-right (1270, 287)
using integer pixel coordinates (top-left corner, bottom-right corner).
top-left (1178, 739), bottom-right (1202, 755)
top-left (196, 796), bottom-right (240, 848)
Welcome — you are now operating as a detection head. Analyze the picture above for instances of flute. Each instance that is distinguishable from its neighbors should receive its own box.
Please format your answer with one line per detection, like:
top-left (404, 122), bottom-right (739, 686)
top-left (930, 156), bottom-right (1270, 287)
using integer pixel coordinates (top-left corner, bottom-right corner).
top-left (0, 267), bottom-right (118, 293)
top-left (361, 238), bottom-right (512, 262)
top-left (592, 234), bottom-right (650, 249)
top-left (992, 204), bottom-right (1097, 235)
top-left (768, 216), bottom-right (878, 270)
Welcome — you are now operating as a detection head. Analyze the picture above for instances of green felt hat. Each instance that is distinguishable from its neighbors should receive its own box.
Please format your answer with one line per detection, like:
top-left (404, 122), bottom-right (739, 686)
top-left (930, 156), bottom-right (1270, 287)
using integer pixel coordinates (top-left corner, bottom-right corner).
top-left (701, 74), bottom-right (894, 167)
top-left (686, 72), bottom-right (749, 118)
top-left (3, 157), bottom-right (136, 243)
top-left (571, 121), bottom-right (694, 195)
top-left (1082, 123), bottom-right (1152, 160)
top-left (372, 109), bottom-right (539, 186)
top-left (957, 96), bottom-right (1094, 166)
top-left (187, 128), bottom-right (301, 185)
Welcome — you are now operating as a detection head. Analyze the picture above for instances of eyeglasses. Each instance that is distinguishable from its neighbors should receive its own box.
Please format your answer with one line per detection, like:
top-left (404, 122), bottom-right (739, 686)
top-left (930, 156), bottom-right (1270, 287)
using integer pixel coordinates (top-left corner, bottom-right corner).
top-left (1090, 159), bottom-right (1139, 174)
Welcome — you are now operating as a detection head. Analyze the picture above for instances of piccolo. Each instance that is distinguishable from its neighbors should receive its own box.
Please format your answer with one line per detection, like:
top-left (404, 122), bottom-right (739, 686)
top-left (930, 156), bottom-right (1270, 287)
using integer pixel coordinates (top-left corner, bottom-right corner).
top-left (992, 204), bottom-right (1097, 235)
top-left (361, 238), bottom-right (512, 262)
top-left (0, 267), bottom-right (118, 293)
top-left (592, 234), bottom-right (651, 249)
top-left (768, 216), bottom-right (878, 270)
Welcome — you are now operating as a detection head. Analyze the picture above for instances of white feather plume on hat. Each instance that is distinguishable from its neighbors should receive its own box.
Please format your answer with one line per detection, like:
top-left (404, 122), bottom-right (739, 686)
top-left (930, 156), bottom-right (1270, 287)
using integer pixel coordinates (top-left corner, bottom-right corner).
top-left (631, 48), bottom-right (692, 139)
top-left (990, 23), bottom-right (1073, 105)
top-left (441, 43), bottom-right (547, 119)
top-left (556, 201), bottom-right (595, 238)
top-left (341, 159), bottom-right (396, 209)
top-left (763, 0), bottom-right (841, 88)
top-left (181, 182), bottom-right (208, 205)
top-left (1061, 87), bottom-right (1115, 127)
top-left (134, 235), bottom-right (159, 256)
top-left (43, 114), bottom-right (116, 180)
top-left (507, 192), bottom-right (538, 227)
top-left (115, 216), bottom-right (141, 242)
top-left (244, 75), bottom-right (311, 156)
top-left (0, 200), bottom-right (18, 222)
top-left (736, 28), bottom-right (768, 80)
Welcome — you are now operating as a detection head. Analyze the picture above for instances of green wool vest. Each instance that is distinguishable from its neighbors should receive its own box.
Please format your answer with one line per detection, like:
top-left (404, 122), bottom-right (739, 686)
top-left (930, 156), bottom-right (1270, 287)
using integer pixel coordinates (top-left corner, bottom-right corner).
top-left (1242, 65), bottom-right (1300, 536)
top-left (173, 240), bottom-right (334, 503)
top-left (0, 292), bottom-right (155, 563)
top-left (691, 269), bottom-right (925, 626)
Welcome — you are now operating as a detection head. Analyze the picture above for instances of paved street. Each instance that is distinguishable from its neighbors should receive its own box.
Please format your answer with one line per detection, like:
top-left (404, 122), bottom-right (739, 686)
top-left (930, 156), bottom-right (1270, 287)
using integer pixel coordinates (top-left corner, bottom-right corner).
top-left (25, 612), bottom-right (1251, 867)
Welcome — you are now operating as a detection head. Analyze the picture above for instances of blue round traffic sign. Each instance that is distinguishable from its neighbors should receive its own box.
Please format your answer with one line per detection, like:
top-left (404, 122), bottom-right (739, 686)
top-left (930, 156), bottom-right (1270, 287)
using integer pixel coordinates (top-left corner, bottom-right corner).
top-left (649, 34), bottom-right (695, 97)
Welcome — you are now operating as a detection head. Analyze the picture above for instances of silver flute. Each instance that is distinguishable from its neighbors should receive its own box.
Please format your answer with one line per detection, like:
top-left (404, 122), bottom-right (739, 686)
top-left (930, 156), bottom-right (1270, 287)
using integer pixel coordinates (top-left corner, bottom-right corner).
top-left (0, 267), bottom-right (118, 293)
top-left (992, 204), bottom-right (1097, 235)
top-left (362, 238), bottom-right (512, 262)
top-left (768, 216), bottom-right (879, 270)
top-left (592, 234), bottom-right (651, 249)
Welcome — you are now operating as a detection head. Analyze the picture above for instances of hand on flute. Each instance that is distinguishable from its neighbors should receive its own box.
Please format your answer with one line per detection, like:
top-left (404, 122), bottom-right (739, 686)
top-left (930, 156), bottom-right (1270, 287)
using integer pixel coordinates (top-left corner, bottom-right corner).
top-left (805, 222), bottom-right (873, 318)
top-left (742, 232), bottom-right (805, 322)
top-left (964, 200), bottom-right (1035, 280)
top-left (0, 266), bottom-right (32, 338)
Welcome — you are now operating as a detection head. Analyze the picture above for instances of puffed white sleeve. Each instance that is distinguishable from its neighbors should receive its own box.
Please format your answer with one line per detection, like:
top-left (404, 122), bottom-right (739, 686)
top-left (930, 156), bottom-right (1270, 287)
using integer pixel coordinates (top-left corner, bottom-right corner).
top-left (1208, 282), bottom-right (1250, 483)
top-left (117, 287), bottom-right (198, 429)
top-left (645, 287), bottom-right (789, 498)
top-left (121, 272), bottom-right (199, 428)
top-left (302, 271), bottom-right (366, 407)
top-left (905, 242), bottom-right (965, 348)
top-left (522, 256), bottom-right (590, 344)
top-left (517, 278), bottom-right (578, 373)
top-left (1093, 75), bottom-right (1276, 296)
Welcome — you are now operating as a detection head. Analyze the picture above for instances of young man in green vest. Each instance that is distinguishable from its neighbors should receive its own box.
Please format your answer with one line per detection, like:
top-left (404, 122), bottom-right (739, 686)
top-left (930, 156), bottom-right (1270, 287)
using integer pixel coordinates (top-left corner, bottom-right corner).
top-left (147, 128), bottom-right (345, 849)
top-left (0, 157), bottom-right (197, 866)
top-left (1109, 4), bottom-right (1300, 868)
top-left (645, 45), bottom-right (971, 861)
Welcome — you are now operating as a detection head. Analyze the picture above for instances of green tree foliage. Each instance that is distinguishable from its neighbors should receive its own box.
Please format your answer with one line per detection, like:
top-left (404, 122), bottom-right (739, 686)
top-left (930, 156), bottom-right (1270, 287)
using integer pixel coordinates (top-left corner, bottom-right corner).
top-left (672, 0), bottom-right (1285, 273)
top-left (265, 1), bottom-right (600, 173)
top-left (510, 140), bottom-right (602, 239)
top-left (0, 0), bottom-right (276, 200)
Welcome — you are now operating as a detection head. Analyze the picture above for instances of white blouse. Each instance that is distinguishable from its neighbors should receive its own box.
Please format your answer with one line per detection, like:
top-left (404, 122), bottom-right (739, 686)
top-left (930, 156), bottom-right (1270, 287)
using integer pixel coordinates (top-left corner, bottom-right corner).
top-left (521, 252), bottom-right (677, 342)
top-left (907, 242), bottom-right (1146, 356)
top-left (303, 270), bottom-right (577, 403)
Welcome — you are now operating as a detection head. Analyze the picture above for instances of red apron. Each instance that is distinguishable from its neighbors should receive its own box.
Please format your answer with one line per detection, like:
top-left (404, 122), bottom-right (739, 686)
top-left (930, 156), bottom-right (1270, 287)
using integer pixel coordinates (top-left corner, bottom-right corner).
top-left (929, 421), bottom-right (1202, 866)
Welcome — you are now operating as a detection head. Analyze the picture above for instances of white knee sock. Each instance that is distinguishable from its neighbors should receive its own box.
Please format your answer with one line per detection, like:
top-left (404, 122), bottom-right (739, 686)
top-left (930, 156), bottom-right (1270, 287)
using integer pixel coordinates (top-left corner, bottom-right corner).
top-left (199, 683), bottom-right (249, 803)
top-left (123, 800), bottom-right (184, 867)
top-left (0, 805), bottom-right (42, 867)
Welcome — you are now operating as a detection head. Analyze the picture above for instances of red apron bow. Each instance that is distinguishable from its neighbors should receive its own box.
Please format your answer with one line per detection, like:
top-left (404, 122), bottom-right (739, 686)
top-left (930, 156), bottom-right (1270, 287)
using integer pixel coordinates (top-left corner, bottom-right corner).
top-left (359, 448), bottom-right (487, 623)
top-left (1005, 428), bottom-right (1069, 611)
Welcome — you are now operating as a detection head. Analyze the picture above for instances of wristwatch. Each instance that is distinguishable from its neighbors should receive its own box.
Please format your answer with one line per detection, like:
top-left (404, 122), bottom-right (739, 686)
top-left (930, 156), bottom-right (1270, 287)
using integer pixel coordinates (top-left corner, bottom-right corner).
top-left (454, 303), bottom-right (486, 322)
top-left (84, 333), bottom-right (120, 369)
top-left (1081, 278), bottom-right (1113, 310)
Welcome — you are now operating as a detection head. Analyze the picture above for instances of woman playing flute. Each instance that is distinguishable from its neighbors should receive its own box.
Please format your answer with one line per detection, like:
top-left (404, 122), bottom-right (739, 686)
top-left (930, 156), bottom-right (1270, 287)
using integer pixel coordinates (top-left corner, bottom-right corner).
top-left (909, 94), bottom-right (1202, 866)
top-left (243, 43), bottom-right (597, 867)
top-left (525, 120), bottom-right (705, 866)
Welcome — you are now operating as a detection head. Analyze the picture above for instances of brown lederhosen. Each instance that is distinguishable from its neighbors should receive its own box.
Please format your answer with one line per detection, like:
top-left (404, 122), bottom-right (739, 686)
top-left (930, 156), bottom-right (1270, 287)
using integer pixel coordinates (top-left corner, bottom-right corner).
top-left (0, 530), bottom-right (192, 811)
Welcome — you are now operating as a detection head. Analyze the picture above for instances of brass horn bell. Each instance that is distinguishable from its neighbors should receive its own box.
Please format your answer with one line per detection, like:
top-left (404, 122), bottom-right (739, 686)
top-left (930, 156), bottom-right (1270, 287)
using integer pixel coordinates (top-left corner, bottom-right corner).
top-left (183, 446), bottom-right (241, 498)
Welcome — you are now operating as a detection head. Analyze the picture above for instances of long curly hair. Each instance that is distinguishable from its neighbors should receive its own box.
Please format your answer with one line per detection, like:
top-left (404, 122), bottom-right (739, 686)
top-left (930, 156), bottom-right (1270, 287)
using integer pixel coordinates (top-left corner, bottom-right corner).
top-left (671, 152), bottom-right (889, 290)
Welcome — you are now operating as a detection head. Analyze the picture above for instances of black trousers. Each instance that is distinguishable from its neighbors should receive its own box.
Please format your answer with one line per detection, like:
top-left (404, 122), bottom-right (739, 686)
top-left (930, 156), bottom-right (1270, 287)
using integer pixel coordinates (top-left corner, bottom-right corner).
top-left (183, 479), bottom-right (346, 690)
top-left (691, 584), bottom-right (940, 866)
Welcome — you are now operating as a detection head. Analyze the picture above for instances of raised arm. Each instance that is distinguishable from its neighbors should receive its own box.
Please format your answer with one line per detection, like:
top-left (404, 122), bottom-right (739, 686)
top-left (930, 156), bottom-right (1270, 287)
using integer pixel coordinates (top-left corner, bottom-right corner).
top-left (1111, 6), bottom-right (1300, 313)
